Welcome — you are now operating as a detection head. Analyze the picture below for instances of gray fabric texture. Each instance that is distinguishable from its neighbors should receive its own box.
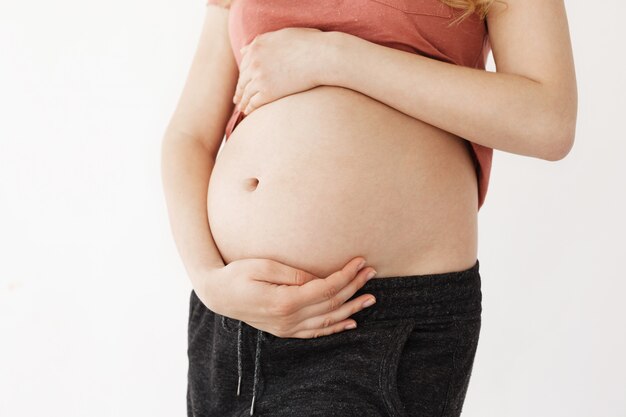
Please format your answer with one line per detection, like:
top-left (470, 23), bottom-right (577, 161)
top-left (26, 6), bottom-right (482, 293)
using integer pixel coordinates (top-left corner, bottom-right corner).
top-left (187, 259), bottom-right (482, 417)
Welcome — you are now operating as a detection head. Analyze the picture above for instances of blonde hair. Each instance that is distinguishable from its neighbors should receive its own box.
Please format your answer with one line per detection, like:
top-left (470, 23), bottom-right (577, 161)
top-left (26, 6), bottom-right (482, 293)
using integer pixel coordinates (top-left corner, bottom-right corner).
top-left (442, 0), bottom-right (506, 25)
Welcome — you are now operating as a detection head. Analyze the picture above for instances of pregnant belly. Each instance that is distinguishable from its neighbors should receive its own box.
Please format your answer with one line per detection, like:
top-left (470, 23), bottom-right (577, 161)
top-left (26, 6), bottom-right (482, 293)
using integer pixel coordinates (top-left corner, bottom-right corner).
top-left (207, 86), bottom-right (478, 279)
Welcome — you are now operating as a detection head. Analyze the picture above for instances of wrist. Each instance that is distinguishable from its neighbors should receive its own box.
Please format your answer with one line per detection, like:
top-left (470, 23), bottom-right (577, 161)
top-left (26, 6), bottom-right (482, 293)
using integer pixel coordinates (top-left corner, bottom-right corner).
top-left (189, 264), bottom-right (224, 310)
top-left (317, 30), bottom-right (355, 87)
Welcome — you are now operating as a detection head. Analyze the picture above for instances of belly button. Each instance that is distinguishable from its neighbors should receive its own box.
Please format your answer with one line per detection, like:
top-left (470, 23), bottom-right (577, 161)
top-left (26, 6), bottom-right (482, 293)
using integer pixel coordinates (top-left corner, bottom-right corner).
top-left (244, 177), bottom-right (260, 191)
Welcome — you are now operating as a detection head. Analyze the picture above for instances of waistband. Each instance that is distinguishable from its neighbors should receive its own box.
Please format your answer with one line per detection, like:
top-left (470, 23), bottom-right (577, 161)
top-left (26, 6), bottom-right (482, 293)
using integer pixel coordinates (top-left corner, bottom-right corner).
top-left (349, 258), bottom-right (482, 324)
top-left (225, 258), bottom-right (481, 415)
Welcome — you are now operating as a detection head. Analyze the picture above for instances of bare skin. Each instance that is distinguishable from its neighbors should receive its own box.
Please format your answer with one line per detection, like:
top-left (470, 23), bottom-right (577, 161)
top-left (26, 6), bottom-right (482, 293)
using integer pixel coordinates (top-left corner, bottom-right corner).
top-left (208, 84), bottom-right (479, 279)
top-left (161, 0), bottom-right (577, 339)
top-left (161, 7), bottom-right (378, 339)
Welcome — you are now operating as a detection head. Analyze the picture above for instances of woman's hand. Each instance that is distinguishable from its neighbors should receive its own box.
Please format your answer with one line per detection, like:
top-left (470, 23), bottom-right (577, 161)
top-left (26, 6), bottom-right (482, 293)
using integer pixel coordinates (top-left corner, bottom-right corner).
top-left (202, 257), bottom-right (378, 339)
top-left (233, 27), bottom-right (337, 115)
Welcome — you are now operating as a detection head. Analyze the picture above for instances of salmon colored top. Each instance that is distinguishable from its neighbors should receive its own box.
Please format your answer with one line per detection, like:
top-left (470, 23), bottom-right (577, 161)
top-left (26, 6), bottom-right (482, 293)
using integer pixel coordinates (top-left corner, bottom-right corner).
top-left (206, 0), bottom-right (493, 210)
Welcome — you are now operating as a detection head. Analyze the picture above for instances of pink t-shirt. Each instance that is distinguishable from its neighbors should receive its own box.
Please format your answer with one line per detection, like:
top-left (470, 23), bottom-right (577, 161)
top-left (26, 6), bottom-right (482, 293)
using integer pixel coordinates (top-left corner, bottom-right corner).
top-left (207, 0), bottom-right (493, 210)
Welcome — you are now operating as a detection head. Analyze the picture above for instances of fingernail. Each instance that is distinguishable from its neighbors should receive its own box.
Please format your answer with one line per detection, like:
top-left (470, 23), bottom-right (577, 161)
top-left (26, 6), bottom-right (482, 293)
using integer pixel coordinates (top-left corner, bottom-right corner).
top-left (344, 322), bottom-right (357, 330)
top-left (366, 270), bottom-right (377, 280)
top-left (362, 298), bottom-right (376, 308)
top-left (357, 260), bottom-right (366, 270)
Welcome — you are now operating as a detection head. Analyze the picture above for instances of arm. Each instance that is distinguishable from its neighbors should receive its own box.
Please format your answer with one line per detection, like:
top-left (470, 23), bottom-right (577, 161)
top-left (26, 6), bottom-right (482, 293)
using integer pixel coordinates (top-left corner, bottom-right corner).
top-left (160, 4), bottom-right (237, 299)
top-left (322, 0), bottom-right (578, 161)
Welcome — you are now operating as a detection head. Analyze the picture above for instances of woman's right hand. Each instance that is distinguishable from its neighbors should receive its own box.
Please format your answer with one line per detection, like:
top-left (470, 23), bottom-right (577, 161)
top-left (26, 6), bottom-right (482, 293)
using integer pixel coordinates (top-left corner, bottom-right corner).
top-left (201, 257), bottom-right (377, 339)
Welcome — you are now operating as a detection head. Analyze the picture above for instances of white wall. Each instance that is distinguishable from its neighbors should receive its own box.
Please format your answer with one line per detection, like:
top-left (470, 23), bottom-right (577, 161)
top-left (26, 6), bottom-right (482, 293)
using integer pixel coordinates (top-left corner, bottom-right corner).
top-left (1, 1), bottom-right (623, 416)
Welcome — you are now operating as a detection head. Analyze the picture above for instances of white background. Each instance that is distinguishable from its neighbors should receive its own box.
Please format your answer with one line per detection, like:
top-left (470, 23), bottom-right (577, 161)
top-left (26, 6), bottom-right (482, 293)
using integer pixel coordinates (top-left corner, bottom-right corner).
top-left (1, 1), bottom-right (624, 416)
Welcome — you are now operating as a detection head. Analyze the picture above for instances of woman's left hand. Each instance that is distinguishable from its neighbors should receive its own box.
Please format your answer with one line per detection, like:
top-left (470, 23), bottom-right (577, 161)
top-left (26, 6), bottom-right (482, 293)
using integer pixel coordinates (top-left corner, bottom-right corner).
top-left (233, 27), bottom-right (336, 115)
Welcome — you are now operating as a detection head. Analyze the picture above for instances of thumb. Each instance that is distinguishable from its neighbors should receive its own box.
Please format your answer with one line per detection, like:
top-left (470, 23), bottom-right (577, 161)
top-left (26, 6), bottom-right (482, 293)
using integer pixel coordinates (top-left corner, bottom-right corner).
top-left (342, 256), bottom-right (368, 278)
top-left (262, 261), bottom-right (320, 286)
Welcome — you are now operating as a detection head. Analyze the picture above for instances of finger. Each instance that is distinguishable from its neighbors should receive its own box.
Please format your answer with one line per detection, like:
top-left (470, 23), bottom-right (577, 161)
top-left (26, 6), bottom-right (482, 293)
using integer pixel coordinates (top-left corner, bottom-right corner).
top-left (291, 265), bottom-right (376, 320)
top-left (290, 318), bottom-right (359, 339)
top-left (233, 69), bottom-right (251, 105)
top-left (238, 49), bottom-right (253, 76)
top-left (233, 53), bottom-right (253, 105)
top-left (284, 257), bottom-right (369, 308)
top-left (235, 73), bottom-right (253, 109)
top-left (239, 36), bottom-right (259, 73)
top-left (243, 91), bottom-right (262, 115)
top-left (238, 80), bottom-right (258, 114)
top-left (240, 34), bottom-right (259, 56)
top-left (289, 292), bottom-right (376, 335)
top-left (251, 260), bottom-right (320, 286)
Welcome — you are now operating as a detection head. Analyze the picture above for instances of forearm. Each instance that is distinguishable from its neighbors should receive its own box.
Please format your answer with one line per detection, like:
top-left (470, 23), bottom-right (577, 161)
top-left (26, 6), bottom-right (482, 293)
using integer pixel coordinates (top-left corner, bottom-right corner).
top-left (323, 31), bottom-right (575, 161)
top-left (161, 130), bottom-right (225, 294)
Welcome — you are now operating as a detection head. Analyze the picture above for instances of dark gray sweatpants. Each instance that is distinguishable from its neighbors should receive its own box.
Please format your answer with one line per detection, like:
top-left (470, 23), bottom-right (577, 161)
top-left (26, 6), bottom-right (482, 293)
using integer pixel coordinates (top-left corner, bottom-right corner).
top-left (187, 259), bottom-right (482, 417)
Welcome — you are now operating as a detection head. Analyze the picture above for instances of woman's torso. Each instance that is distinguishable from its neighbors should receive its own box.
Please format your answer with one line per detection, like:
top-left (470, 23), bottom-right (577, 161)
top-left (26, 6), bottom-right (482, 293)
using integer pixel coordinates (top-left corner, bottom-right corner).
top-left (207, 0), bottom-right (490, 278)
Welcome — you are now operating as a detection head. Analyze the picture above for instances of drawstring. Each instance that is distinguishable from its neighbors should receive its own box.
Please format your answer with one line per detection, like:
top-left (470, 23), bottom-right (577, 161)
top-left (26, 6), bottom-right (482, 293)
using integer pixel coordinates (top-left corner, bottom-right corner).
top-left (236, 320), bottom-right (243, 396)
top-left (235, 320), bottom-right (264, 416)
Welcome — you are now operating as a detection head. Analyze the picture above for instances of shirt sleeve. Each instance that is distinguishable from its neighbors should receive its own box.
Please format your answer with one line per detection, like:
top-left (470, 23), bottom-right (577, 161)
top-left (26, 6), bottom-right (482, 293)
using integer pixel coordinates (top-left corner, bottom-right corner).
top-left (206, 0), bottom-right (231, 8)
